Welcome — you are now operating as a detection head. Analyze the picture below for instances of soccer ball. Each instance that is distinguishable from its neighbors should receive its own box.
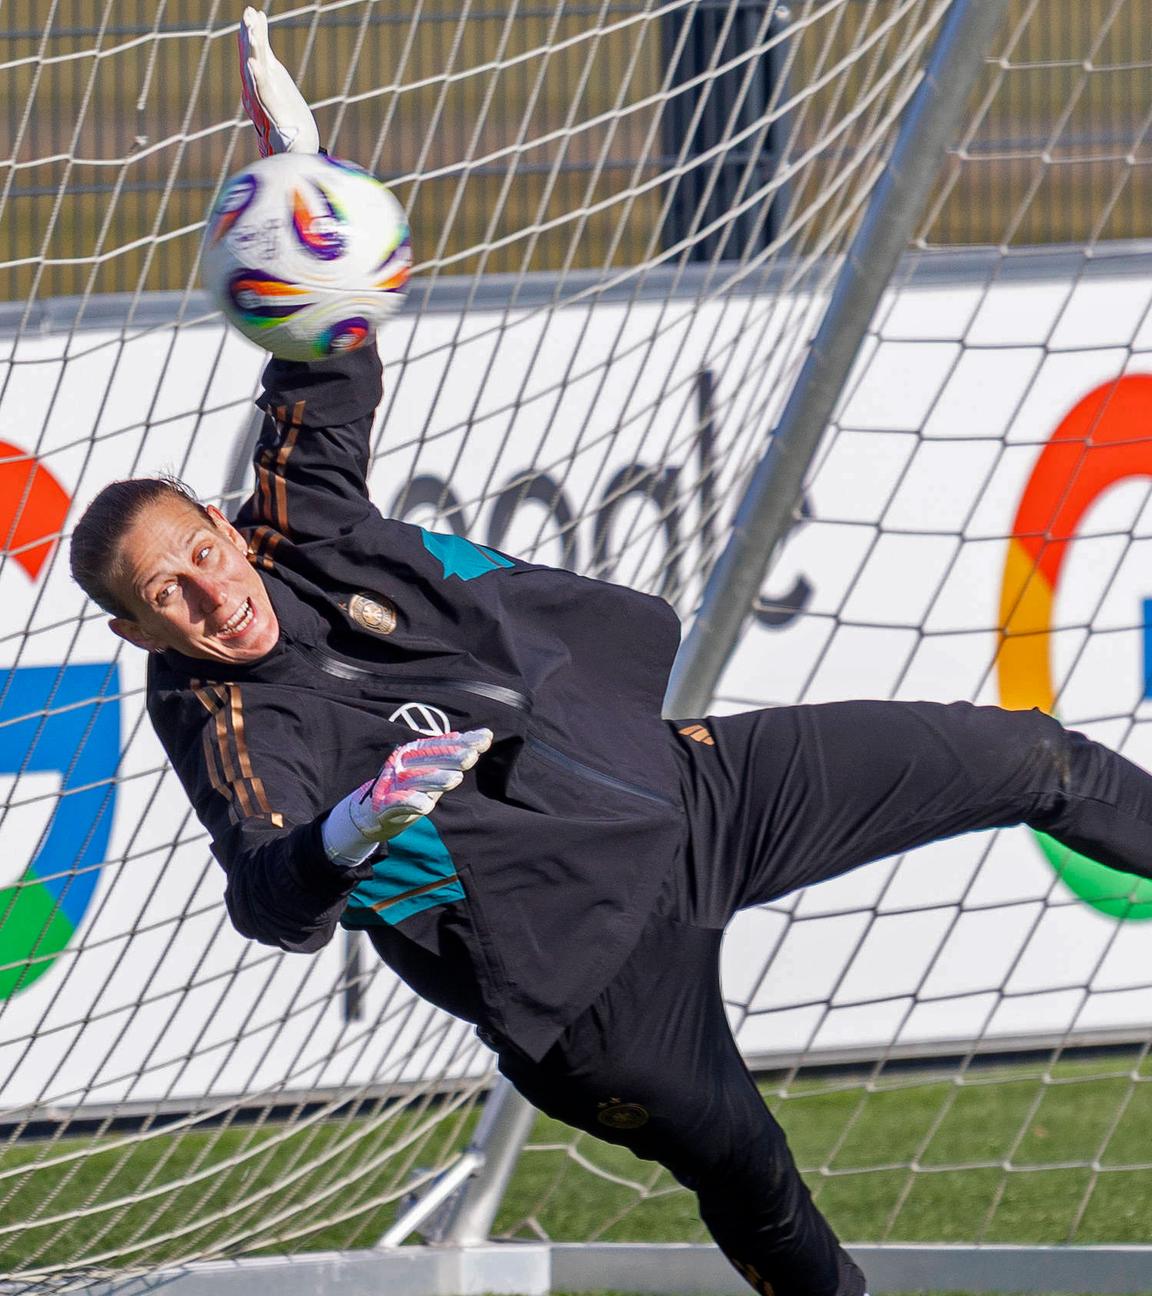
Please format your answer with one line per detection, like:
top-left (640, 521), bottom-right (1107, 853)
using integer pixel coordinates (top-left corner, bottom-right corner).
top-left (201, 152), bottom-right (411, 361)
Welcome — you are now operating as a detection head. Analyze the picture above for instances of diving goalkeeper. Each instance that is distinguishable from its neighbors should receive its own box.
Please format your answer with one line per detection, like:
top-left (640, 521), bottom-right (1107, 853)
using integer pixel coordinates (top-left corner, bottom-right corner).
top-left (68, 13), bottom-right (1152, 1296)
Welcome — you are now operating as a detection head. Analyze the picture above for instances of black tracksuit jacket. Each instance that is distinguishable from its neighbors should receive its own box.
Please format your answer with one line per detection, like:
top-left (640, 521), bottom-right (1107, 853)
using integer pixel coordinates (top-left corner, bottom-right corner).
top-left (147, 344), bottom-right (687, 1062)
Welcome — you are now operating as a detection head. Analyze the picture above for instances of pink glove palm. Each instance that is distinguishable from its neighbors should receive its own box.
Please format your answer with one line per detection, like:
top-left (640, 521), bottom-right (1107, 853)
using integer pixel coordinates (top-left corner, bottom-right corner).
top-left (350, 730), bottom-right (493, 840)
top-left (322, 729), bottom-right (493, 864)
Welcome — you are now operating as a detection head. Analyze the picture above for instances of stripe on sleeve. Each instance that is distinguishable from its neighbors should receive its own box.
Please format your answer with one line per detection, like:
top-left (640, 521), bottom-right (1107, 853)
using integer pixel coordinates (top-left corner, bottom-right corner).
top-left (254, 404), bottom-right (285, 524)
top-left (254, 402), bottom-right (302, 534)
top-left (246, 524), bottom-right (282, 571)
top-left (194, 683), bottom-right (282, 828)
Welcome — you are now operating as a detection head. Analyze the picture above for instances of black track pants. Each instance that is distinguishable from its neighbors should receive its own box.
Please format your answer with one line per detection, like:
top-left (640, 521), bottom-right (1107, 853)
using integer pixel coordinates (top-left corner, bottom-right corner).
top-left (498, 702), bottom-right (1152, 1296)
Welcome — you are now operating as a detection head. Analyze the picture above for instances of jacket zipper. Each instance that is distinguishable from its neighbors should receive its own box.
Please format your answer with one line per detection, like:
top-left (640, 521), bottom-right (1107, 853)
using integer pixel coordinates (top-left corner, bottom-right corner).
top-left (287, 639), bottom-right (530, 713)
top-left (527, 736), bottom-right (679, 810)
top-left (289, 643), bottom-right (674, 809)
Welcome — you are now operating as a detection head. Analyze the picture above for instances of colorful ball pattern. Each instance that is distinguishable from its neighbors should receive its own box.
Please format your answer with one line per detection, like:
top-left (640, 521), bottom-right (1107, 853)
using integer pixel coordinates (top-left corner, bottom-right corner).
top-left (201, 152), bottom-right (411, 361)
top-left (207, 172), bottom-right (258, 244)
top-left (319, 316), bottom-right (370, 356)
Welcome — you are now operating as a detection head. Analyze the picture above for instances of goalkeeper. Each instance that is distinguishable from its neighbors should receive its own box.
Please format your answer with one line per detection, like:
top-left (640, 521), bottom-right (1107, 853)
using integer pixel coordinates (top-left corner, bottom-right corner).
top-left (68, 13), bottom-right (1152, 1296)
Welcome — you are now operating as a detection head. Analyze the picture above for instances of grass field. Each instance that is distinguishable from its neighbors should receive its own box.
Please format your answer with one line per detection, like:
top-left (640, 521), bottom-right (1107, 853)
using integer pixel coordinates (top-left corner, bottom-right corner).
top-left (4, 1052), bottom-right (1152, 1282)
top-left (496, 1054), bottom-right (1152, 1248)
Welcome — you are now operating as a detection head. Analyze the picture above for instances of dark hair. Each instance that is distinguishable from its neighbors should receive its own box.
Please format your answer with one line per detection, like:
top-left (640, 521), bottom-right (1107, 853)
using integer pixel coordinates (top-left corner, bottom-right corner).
top-left (69, 476), bottom-right (213, 619)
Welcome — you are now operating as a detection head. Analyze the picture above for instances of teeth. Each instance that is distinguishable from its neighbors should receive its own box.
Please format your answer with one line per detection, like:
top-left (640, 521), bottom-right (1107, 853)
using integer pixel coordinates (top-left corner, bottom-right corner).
top-left (219, 599), bottom-right (253, 637)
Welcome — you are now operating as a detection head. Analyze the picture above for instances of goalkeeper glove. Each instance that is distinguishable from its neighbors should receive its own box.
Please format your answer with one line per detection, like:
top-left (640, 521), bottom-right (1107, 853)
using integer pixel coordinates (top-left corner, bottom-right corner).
top-left (321, 729), bottom-right (494, 865)
top-left (238, 6), bottom-right (320, 156)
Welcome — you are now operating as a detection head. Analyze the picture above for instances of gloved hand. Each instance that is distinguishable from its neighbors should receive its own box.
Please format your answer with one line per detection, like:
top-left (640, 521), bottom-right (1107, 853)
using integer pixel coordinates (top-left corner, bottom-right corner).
top-left (321, 729), bottom-right (494, 864)
top-left (238, 6), bottom-right (321, 156)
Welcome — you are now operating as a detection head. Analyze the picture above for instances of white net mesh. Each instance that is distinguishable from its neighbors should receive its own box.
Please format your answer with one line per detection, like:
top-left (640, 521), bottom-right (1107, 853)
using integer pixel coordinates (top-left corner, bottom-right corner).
top-left (2, 0), bottom-right (1151, 1286)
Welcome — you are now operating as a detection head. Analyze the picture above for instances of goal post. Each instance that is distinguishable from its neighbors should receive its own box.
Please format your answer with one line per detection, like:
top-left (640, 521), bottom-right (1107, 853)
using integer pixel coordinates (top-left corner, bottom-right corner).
top-left (4, 2), bottom-right (1152, 1293)
top-left (663, 0), bottom-right (1012, 718)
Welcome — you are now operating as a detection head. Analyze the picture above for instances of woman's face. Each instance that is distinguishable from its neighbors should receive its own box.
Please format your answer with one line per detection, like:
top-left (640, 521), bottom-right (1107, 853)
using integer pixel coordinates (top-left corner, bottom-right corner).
top-left (107, 497), bottom-right (280, 665)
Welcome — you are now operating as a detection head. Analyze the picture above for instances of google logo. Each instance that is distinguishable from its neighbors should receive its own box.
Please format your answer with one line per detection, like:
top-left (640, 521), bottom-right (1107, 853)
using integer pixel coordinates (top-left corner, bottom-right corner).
top-left (0, 445), bottom-right (120, 997)
top-left (998, 375), bottom-right (1152, 920)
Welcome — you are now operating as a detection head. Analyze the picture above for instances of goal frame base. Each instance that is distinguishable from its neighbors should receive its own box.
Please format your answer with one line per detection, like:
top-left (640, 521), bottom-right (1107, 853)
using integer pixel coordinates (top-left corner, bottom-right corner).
top-left (35, 1242), bottom-right (1152, 1296)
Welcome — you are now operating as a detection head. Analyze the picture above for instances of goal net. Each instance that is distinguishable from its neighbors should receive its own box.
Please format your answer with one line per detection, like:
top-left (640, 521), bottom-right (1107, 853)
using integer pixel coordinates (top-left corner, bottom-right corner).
top-left (2, 0), bottom-right (1150, 1287)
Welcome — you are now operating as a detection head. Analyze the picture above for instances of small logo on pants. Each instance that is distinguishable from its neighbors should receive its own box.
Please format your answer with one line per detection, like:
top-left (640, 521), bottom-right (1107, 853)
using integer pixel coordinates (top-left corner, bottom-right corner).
top-left (596, 1099), bottom-right (650, 1130)
top-left (678, 723), bottom-right (715, 746)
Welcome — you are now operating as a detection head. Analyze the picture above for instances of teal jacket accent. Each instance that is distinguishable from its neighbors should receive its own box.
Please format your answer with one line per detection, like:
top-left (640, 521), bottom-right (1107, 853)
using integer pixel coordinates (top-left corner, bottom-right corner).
top-left (421, 530), bottom-right (515, 581)
top-left (342, 818), bottom-right (465, 928)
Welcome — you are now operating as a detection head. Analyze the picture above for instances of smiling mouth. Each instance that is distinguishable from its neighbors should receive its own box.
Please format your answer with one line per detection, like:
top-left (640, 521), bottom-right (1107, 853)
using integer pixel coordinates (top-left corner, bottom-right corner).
top-left (216, 598), bottom-right (255, 639)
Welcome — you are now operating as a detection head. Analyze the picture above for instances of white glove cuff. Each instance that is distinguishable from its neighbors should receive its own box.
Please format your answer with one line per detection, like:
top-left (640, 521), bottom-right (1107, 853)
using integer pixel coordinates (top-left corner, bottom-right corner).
top-left (321, 788), bottom-right (377, 866)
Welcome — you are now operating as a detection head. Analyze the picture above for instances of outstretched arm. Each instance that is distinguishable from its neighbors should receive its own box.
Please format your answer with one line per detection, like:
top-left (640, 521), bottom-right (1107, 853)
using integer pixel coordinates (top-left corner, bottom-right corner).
top-left (230, 6), bottom-right (386, 543)
top-left (234, 345), bottom-right (384, 543)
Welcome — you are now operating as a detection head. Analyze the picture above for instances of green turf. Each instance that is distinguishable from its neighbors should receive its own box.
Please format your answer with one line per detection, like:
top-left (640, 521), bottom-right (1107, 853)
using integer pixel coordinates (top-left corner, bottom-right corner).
top-left (4, 1055), bottom-right (1152, 1278)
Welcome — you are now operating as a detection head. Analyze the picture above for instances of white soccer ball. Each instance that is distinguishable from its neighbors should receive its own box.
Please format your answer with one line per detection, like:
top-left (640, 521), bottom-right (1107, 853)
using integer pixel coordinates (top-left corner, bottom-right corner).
top-left (201, 152), bottom-right (411, 361)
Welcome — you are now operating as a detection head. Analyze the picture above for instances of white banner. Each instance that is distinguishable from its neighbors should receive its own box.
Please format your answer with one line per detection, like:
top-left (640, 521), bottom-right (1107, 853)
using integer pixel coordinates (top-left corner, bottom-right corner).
top-left (3, 259), bottom-right (1152, 1110)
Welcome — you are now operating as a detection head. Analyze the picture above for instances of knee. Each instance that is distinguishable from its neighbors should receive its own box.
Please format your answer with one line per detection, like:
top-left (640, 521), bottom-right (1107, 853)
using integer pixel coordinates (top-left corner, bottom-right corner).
top-left (953, 703), bottom-right (1075, 818)
top-left (960, 700), bottom-right (1065, 755)
top-left (659, 1101), bottom-right (799, 1202)
top-left (1006, 704), bottom-right (1073, 788)
top-left (996, 706), bottom-right (1115, 822)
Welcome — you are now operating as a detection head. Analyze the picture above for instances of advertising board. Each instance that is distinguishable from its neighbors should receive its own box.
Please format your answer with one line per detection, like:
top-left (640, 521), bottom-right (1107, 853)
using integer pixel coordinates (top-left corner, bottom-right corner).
top-left (3, 255), bottom-right (1152, 1108)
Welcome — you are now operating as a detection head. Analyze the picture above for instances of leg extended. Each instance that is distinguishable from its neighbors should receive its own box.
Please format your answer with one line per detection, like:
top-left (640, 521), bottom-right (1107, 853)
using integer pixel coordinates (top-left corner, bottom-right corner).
top-left (686, 700), bottom-right (1152, 908)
